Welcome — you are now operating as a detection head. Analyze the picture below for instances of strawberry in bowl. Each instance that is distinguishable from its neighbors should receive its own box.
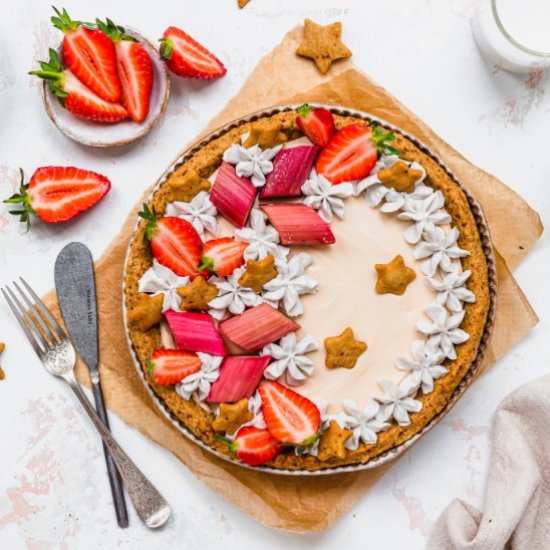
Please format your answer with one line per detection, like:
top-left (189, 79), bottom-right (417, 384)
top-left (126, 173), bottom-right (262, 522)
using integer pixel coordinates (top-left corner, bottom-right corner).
top-left (30, 7), bottom-right (169, 147)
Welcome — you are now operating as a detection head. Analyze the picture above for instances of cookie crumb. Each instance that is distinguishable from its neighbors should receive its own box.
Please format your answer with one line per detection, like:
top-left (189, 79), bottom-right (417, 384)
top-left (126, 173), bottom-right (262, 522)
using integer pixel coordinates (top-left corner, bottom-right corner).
top-left (0, 343), bottom-right (5, 380)
top-left (238, 0), bottom-right (250, 7)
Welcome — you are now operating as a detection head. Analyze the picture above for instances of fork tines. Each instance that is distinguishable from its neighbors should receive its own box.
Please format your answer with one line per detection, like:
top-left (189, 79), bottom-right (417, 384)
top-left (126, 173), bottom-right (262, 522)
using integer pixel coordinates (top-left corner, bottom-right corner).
top-left (2, 277), bottom-right (67, 357)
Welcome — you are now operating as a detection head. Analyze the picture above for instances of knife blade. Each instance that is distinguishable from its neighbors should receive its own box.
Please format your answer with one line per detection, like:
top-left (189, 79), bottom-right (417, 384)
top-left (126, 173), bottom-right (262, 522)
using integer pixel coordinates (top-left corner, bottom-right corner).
top-left (54, 242), bottom-right (129, 528)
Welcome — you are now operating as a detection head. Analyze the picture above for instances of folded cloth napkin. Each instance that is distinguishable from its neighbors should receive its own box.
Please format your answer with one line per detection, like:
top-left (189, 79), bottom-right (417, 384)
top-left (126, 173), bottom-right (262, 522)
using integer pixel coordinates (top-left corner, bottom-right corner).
top-left (426, 375), bottom-right (550, 550)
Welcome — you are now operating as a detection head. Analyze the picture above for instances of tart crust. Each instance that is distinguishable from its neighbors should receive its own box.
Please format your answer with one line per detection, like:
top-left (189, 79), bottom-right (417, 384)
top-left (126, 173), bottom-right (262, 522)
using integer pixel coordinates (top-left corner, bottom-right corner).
top-left (124, 110), bottom-right (491, 471)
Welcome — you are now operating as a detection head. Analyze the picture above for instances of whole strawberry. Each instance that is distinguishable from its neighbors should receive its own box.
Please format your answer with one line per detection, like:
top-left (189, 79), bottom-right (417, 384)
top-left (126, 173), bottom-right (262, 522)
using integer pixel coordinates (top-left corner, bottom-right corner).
top-left (4, 166), bottom-right (111, 229)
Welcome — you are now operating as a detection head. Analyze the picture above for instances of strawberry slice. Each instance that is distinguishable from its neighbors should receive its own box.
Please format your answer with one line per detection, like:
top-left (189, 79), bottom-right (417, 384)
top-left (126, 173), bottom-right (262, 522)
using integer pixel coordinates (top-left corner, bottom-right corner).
top-left (258, 380), bottom-right (321, 445)
top-left (147, 349), bottom-right (201, 386)
top-left (30, 49), bottom-right (128, 123)
top-left (200, 237), bottom-right (247, 277)
top-left (4, 166), bottom-right (110, 228)
top-left (218, 426), bottom-right (280, 466)
top-left (295, 104), bottom-right (335, 148)
top-left (139, 204), bottom-right (202, 278)
top-left (96, 18), bottom-right (154, 123)
top-left (315, 123), bottom-right (399, 184)
top-left (51, 7), bottom-right (122, 102)
top-left (159, 26), bottom-right (226, 79)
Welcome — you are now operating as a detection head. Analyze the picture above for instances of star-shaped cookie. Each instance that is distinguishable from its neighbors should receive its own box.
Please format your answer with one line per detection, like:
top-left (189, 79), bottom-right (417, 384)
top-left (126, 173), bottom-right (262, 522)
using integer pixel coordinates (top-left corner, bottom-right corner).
top-left (378, 160), bottom-right (423, 193)
top-left (167, 169), bottom-right (211, 203)
top-left (375, 255), bottom-right (416, 296)
top-left (238, 254), bottom-right (278, 292)
top-left (324, 327), bottom-right (367, 369)
top-left (212, 399), bottom-right (253, 435)
top-left (296, 19), bottom-right (352, 75)
top-left (128, 293), bottom-right (164, 331)
top-left (178, 276), bottom-right (218, 311)
top-left (243, 119), bottom-right (288, 149)
top-left (0, 342), bottom-right (5, 380)
top-left (317, 420), bottom-right (353, 460)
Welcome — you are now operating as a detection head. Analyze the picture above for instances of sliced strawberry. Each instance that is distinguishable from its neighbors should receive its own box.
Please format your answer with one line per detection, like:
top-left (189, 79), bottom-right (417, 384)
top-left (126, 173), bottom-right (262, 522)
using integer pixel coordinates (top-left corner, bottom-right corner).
top-left (218, 426), bottom-right (280, 466)
top-left (139, 204), bottom-right (202, 277)
top-left (51, 7), bottom-right (122, 102)
top-left (96, 18), bottom-right (153, 123)
top-left (30, 49), bottom-right (128, 123)
top-left (159, 26), bottom-right (226, 79)
top-left (295, 104), bottom-right (335, 148)
top-left (200, 237), bottom-right (247, 277)
top-left (147, 349), bottom-right (201, 386)
top-left (259, 380), bottom-right (321, 445)
top-left (4, 166), bottom-right (110, 228)
top-left (315, 123), bottom-right (399, 184)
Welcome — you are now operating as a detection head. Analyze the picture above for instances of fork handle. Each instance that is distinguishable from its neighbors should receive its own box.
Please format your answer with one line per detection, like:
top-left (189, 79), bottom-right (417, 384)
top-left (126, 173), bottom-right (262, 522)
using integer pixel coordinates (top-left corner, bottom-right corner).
top-left (64, 373), bottom-right (171, 529)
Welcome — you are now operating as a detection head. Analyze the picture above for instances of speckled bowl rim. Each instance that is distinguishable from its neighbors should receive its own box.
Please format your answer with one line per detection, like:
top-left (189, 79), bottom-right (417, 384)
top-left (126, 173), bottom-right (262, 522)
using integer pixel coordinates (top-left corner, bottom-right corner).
top-left (40, 26), bottom-right (170, 148)
top-left (122, 104), bottom-right (498, 476)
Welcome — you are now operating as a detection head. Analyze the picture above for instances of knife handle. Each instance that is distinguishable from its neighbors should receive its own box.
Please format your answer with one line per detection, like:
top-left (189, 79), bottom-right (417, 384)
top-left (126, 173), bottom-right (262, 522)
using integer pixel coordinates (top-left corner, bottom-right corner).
top-left (91, 379), bottom-right (129, 529)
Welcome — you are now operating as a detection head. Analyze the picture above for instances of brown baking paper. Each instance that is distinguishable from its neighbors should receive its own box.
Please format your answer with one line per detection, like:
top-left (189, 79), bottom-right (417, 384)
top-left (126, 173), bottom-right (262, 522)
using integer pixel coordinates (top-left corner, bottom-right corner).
top-left (43, 26), bottom-right (542, 533)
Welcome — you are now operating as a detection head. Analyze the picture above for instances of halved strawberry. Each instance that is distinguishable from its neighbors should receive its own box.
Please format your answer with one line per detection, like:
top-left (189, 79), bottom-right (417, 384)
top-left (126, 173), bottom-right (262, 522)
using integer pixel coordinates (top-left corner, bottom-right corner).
top-left (258, 380), bottom-right (321, 445)
top-left (218, 426), bottom-right (280, 466)
top-left (30, 49), bottom-right (128, 123)
top-left (295, 104), bottom-right (335, 148)
top-left (159, 26), bottom-right (226, 79)
top-left (4, 166), bottom-right (110, 229)
top-left (147, 349), bottom-right (201, 386)
top-left (200, 237), bottom-right (247, 277)
top-left (51, 7), bottom-right (122, 102)
top-left (96, 18), bottom-right (153, 123)
top-left (315, 123), bottom-right (399, 184)
top-left (139, 204), bottom-right (202, 278)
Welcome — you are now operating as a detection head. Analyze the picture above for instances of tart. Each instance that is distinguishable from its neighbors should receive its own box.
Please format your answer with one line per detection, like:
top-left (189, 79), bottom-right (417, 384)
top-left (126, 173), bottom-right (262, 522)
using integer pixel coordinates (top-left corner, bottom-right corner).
top-left (123, 105), bottom-right (495, 472)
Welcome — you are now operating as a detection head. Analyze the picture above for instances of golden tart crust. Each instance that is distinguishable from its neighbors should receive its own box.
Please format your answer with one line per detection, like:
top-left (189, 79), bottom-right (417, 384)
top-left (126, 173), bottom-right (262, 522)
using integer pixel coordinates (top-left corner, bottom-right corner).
top-left (124, 110), bottom-right (491, 471)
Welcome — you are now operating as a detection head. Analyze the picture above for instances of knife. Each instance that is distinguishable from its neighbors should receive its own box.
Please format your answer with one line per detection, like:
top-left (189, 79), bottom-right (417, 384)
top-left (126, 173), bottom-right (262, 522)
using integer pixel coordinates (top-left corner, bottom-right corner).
top-left (54, 242), bottom-right (129, 528)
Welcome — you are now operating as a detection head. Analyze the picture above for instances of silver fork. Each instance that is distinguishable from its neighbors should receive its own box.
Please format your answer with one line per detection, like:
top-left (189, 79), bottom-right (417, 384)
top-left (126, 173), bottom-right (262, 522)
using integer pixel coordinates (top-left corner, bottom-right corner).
top-left (2, 278), bottom-right (171, 529)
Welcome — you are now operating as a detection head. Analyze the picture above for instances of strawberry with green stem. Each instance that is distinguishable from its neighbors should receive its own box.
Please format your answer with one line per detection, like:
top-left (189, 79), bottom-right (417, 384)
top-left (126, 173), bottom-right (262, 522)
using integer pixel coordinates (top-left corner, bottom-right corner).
top-left (147, 349), bottom-right (201, 386)
top-left (295, 103), bottom-right (335, 148)
top-left (96, 18), bottom-right (153, 123)
top-left (30, 49), bottom-right (128, 123)
top-left (217, 426), bottom-right (281, 466)
top-left (51, 6), bottom-right (122, 102)
top-left (4, 166), bottom-right (111, 230)
top-left (316, 123), bottom-right (400, 184)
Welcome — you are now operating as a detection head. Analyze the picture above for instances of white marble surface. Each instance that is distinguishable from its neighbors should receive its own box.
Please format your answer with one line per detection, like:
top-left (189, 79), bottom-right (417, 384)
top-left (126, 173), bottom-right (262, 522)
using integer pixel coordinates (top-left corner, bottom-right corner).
top-left (0, 0), bottom-right (548, 548)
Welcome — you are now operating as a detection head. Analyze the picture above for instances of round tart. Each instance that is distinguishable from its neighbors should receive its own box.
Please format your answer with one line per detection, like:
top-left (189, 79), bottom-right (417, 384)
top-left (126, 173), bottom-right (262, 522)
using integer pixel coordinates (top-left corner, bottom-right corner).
top-left (123, 105), bottom-right (496, 473)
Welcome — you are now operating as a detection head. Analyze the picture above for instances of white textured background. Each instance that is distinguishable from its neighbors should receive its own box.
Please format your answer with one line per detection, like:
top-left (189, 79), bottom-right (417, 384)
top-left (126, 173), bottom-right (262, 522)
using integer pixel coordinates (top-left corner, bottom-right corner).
top-left (0, 1), bottom-right (548, 548)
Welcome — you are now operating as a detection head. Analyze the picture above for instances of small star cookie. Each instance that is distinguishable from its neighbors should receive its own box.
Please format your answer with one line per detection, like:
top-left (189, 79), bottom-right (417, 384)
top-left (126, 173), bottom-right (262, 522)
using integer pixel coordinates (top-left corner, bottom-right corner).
top-left (128, 293), bottom-right (164, 331)
top-left (375, 255), bottom-right (416, 296)
top-left (212, 399), bottom-right (254, 435)
top-left (238, 254), bottom-right (278, 292)
top-left (296, 19), bottom-right (352, 75)
top-left (243, 119), bottom-right (288, 149)
top-left (378, 160), bottom-right (423, 193)
top-left (178, 276), bottom-right (218, 311)
top-left (0, 343), bottom-right (5, 380)
top-left (317, 420), bottom-right (353, 460)
top-left (324, 327), bottom-right (367, 369)
top-left (167, 169), bottom-right (211, 203)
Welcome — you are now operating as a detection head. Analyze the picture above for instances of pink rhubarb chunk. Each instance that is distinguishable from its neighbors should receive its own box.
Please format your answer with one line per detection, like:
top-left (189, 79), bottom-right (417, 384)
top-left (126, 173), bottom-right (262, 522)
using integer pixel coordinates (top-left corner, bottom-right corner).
top-left (207, 355), bottom-right (272, 403)
top-left (260, 203), bottom-right (335, 245)
top-left (219, 303), bottom-right (299, 352)
top-left (164, 310), bottom-right (226, 356)
top-left (259, 145), bottom-right (318, 198)
top-left (210, 161), bottom-right (256, 228)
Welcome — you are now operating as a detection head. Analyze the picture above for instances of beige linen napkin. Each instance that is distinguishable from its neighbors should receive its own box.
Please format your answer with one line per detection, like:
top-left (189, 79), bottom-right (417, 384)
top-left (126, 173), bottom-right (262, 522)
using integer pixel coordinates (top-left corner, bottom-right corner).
top-left (427, 375), bottom-right (550, 549)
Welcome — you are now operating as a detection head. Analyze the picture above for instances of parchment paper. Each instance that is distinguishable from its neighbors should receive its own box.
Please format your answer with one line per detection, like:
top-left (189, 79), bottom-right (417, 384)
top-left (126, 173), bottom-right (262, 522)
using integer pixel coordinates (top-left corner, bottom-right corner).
top-left (43, 26), bottom-right (542, 532)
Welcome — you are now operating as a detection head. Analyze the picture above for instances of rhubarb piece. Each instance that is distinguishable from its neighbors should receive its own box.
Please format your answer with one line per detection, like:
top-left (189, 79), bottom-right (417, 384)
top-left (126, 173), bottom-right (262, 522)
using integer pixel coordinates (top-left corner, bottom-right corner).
top-left (210, 161), bottom-right (256, 228)
top-left (219, 303), bottom-right (299, 351)
top-left (164, 309), bottom-right (226, 356)
top-left (208, 355), bottom-right (271, 403)
top-left (259, 145), bottom-right (318, 198)
top-left (260, 203), bottom-right (335, 245)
